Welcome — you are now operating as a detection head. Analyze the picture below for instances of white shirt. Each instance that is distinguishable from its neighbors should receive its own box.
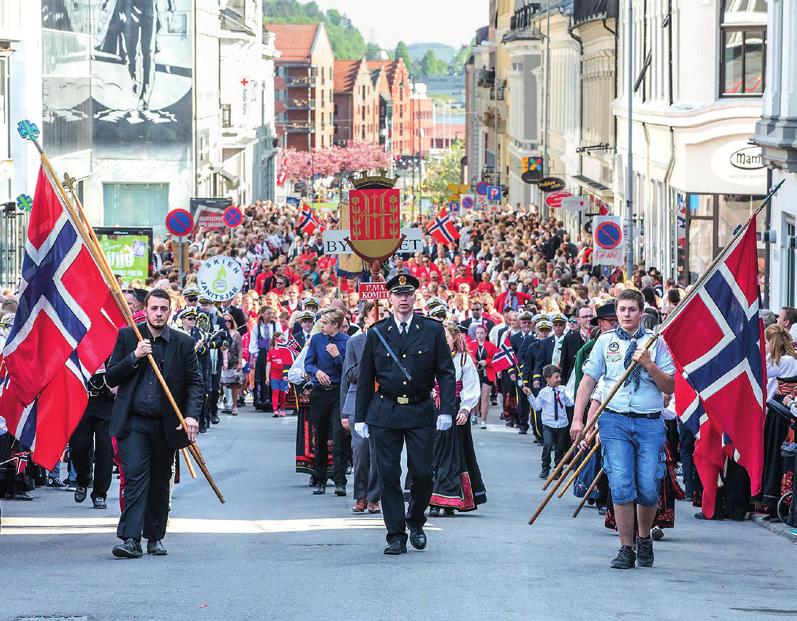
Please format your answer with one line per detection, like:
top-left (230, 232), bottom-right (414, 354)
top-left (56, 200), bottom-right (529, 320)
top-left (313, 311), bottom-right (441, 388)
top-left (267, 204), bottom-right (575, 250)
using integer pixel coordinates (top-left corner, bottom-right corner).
top-left (393, 314), bottom-right (415, 335)
top-left (455, 353), bottom-right (481, 412)
top-left (766, 354), bottom-right (797, 399)
top-left (551, 334), bottom-right (565, 366)
top-left (531, 385), bottom-right (573, 429)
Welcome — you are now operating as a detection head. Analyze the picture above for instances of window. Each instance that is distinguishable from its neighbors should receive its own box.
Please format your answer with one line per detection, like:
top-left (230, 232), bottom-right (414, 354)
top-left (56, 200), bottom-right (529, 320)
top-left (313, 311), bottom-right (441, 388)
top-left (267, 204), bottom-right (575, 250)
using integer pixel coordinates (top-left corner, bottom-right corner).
top-left (720, 0), bottom-right (767, 96)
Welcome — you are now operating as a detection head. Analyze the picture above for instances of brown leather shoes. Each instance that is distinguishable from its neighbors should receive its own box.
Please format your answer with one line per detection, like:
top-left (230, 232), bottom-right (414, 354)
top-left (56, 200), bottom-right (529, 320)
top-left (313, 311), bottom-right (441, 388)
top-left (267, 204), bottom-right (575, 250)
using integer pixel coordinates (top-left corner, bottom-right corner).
top-left (367, 501), bottom-right (381, 514)
top-left (352, 499), bottom-right (367, 513)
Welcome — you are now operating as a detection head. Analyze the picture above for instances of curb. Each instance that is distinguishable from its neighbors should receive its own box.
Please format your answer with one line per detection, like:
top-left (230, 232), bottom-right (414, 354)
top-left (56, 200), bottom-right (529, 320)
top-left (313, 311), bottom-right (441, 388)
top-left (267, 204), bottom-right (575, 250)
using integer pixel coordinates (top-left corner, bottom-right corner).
top-left (751, 513), bottom-right (797, 544)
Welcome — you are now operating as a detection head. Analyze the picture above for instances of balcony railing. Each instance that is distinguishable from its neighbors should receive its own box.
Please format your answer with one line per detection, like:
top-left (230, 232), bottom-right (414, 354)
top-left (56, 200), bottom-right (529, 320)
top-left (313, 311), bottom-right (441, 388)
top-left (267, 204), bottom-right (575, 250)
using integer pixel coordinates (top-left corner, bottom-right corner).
top-left (285, 98), bottom-right (315, 110)
top-left (510, 3), bottom-right (541, 31)
top-left (279, 120), bottom-right (315, 133)
top-left (221, 104), bottom-right (232, 129)
top-left (477, 69), bottom-right (496, 88)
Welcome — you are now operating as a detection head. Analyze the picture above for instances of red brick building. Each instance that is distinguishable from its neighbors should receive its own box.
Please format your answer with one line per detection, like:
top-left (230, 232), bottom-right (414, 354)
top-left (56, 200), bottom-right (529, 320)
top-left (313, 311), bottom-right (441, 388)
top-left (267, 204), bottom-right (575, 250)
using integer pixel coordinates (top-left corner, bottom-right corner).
top-left (268, 23), bottom-right (335, 151)
top-left (411, 92), bottom-right (433, 157)
top-left (333, 59), bottom-right (377, 145)
top-left (367, 59), bottom-right (412, 156)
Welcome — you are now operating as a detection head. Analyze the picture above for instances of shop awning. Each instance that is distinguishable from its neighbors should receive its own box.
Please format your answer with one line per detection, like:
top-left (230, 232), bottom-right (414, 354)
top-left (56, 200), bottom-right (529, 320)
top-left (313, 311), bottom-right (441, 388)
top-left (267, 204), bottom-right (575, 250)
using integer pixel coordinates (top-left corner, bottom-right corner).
top-left (572, 174), bottom-right (613, 201)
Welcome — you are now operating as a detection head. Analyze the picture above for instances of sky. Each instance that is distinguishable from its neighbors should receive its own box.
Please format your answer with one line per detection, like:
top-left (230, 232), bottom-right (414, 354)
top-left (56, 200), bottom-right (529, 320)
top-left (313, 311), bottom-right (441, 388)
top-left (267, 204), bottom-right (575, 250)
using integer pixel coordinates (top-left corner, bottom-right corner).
top-left (308, 0), bottom-right (487, 49)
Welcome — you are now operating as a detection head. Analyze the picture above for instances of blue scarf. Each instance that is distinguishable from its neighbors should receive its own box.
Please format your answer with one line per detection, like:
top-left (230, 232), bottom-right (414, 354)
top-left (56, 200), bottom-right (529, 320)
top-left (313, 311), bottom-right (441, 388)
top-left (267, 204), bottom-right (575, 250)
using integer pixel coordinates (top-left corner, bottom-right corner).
top-left (615, 325), bottom-right (647, 391)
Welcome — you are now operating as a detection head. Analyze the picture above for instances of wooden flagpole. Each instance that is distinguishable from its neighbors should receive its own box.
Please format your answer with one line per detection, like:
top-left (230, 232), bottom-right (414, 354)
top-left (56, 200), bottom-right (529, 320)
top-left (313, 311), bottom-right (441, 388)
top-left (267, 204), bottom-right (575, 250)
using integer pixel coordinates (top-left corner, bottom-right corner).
top-left (530, 178), bottom-right (785, 525)
top-left (25, 133), bottom-right (224, 503)
top-left (572, 468), bottom-right (604, 518)
top-left (558, 438), bottom-right (601, 498)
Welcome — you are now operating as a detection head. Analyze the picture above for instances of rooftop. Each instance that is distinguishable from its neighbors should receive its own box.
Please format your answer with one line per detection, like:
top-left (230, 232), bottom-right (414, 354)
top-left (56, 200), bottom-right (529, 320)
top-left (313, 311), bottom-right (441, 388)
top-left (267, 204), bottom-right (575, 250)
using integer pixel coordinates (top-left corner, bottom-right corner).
top-left (265, 23), bottom-right (319, 62)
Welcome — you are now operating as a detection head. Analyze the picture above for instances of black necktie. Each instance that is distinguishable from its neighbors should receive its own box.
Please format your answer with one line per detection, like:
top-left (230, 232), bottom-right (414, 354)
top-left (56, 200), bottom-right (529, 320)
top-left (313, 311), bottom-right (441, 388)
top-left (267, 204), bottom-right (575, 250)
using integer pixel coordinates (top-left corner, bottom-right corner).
top-left (400, 321), bottom-right (408, 345)
top-left (553, 389), bottom-right (561, 421)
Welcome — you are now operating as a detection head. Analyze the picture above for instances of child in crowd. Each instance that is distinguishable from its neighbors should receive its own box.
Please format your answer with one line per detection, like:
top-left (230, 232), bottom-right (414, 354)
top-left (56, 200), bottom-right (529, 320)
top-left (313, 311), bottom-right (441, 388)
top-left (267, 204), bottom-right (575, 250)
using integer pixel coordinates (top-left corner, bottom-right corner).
top-left (531, 364), bottom-right (573, 479)
top-left (266, 332), bottom-right (293, 417)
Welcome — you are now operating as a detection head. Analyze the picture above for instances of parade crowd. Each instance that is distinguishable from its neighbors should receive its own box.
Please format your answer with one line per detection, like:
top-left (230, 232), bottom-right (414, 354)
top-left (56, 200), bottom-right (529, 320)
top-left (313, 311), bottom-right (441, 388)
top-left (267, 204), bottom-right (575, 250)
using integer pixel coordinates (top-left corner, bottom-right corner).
top-left (1, 196), bottom-right (795, 561)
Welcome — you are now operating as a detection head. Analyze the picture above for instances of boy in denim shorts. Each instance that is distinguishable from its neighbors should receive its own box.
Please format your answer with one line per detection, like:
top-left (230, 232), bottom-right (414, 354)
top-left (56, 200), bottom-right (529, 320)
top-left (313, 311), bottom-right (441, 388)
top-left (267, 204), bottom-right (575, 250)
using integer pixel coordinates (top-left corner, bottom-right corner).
top-left (572, 289), bottom-right (675, 569)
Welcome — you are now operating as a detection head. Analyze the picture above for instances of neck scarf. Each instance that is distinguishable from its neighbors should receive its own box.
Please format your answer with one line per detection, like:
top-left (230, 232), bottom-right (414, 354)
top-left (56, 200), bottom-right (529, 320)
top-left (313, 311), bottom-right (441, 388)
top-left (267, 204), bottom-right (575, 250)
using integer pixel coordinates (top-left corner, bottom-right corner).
top-left (615, 325), bottom-right (647, 391)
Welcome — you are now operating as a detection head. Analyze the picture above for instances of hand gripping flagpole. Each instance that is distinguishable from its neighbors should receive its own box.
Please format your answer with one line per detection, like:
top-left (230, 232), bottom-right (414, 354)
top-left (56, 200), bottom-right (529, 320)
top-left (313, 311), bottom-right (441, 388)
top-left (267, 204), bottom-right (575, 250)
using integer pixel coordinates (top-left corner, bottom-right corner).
top-left (18, 120), bottom-right (225, 503)
top-left (529, 178), bottom-right (785, 526)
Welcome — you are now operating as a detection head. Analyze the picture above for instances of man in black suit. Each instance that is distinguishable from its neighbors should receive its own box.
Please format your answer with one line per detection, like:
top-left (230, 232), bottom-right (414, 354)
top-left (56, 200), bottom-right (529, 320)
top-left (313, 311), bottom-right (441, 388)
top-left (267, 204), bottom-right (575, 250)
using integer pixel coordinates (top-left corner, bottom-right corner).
top-left (106, 289), bottom-right (203, 559)
top-left (292, 310), bottom-right (315, 350)
top-left (459, 300), bottom-right (495, 339)
top-left (510, 311), bottom-right (537, 435)
top-left (522, 318), bottom-right (553, 441)
top-left (559, 305), bottom-right (594, 385)
top-left (356, 274), bottom-right (456, 555)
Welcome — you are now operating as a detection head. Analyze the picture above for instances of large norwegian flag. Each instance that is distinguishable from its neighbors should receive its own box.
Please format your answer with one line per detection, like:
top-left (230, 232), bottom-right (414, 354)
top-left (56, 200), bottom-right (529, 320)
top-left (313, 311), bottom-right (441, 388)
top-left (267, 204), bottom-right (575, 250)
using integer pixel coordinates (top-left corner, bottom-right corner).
top-left (661, 218), bottom-right (765, 496)
top-left (0, 167), bottom-right (124, 469)
top-left (492, 336), bottom-right (519, 374)
top-left (427, 208), bottom-right (459, 245)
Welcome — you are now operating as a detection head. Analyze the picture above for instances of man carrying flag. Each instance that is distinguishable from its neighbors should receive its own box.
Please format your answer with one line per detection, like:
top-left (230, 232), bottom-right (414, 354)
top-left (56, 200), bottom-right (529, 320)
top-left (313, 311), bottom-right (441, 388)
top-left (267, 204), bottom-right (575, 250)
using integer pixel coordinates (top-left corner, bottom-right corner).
top-left (573, 289), bottom-right (675, 570)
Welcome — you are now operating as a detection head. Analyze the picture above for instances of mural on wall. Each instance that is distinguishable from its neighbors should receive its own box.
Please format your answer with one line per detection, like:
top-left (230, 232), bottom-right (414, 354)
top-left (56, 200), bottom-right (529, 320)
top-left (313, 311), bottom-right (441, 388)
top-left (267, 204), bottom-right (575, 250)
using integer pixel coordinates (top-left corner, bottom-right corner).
top-left (41, 0), bottom-right (193, 160)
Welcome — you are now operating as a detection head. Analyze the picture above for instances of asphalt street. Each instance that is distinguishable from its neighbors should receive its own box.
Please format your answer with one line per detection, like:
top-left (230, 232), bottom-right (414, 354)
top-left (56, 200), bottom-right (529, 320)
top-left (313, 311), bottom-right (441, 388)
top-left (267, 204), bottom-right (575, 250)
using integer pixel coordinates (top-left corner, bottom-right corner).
top-left (1, 407), bottom-right (795, 621)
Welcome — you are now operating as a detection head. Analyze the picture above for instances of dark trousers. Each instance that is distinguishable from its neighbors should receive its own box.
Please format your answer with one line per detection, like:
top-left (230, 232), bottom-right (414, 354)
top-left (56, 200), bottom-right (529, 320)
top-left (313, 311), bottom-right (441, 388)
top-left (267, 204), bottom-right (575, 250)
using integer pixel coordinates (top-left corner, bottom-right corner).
top-left (70, 408), bottom-right (113, 500)
top-left (371, 425), bottom-right (434, 544)
top-left (541, 425), bottom-right (568, 470)
top-left (518, 391), bottom-right (530, 431)
top-left (116, 415), bottom-right (174, 542)
top-left (679, 423), bottom-right (696, 498)
top-left (311, 386), bottom-right (346, 486)
top-left (208, 371), bottom-right (221, 418)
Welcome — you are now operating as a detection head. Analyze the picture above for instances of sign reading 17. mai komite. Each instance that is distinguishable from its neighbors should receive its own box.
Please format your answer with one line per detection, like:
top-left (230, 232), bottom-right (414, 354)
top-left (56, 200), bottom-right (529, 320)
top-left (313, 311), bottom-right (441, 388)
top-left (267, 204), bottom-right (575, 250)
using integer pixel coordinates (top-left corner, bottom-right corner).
top-left (95, 227), bottom-right (152, 281)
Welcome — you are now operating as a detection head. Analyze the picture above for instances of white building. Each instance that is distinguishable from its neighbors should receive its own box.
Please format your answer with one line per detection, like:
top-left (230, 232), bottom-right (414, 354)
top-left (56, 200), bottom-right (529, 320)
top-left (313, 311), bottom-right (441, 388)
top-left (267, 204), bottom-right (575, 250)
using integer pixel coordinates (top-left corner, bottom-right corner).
top-left (614, 0), bottom-right (767, 282)
top-left (754, 0), bottom-right (797, 310)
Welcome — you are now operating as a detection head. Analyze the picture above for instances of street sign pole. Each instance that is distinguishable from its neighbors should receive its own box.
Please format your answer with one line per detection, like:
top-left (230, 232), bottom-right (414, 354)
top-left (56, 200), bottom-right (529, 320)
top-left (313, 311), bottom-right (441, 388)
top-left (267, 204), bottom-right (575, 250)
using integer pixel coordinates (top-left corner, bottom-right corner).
top-left (625, 0), bottom-right (635, 278)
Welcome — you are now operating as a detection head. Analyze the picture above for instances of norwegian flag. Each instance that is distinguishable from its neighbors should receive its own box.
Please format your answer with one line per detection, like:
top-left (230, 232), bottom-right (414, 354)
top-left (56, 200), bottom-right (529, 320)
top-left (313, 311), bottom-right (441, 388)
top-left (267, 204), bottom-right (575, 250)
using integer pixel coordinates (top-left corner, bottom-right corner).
top-left (286, 332), bottom-right (302, 356)
top-left (427, 208), bottom-right (459, 245)
top-left (0, 167), bottom-right (125, 469)
top-left (492, 336), bottom-right (519, 374)
top-left (661, 217), bottom-right (765, 496)
top-left (10, 450), bottom-right (31, 476)
top-left (297, 204), bottom-right (319, 235)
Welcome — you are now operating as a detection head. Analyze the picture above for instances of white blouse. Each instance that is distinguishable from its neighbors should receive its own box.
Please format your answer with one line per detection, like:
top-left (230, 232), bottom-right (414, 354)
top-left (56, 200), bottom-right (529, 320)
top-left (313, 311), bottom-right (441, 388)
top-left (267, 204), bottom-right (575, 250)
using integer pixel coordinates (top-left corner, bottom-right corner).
top-left (454, 352), bottom-right (481, 412)
top-left (766, 354), bottom-right (797, 399)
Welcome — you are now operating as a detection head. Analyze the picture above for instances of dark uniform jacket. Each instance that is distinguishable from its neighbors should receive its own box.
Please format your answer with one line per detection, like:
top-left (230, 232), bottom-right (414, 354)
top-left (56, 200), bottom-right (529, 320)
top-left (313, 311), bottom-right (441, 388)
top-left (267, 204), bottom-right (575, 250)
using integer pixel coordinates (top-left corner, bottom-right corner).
top-left (106, 324), bottom-right (204, 451)
top-left (355, 315), bottom-right (455, 429)
top-left (559, 330), bottom-right (588, 384)
top-left (524, 336), bottom-right (555, 385)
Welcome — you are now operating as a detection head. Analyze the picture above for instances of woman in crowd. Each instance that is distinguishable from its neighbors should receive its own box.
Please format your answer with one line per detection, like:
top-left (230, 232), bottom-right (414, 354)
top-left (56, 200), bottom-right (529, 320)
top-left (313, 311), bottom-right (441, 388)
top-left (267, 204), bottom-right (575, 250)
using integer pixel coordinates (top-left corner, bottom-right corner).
top-left (220, 313), bottom-right (244, 416)
top-left (468, 324), bottom-right (497, 430)
top-left (429, 321), bottom-right (486, 516)
top-left (251, 306), bottom-right (278, 411)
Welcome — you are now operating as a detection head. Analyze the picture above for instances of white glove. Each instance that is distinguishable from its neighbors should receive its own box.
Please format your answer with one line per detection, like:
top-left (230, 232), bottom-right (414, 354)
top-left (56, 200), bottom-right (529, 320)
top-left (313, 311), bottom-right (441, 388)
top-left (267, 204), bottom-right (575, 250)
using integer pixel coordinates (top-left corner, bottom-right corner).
top-left (354, 422), bottom-right (369, 438)
top-left (436, 414), bottom-right (453, 431)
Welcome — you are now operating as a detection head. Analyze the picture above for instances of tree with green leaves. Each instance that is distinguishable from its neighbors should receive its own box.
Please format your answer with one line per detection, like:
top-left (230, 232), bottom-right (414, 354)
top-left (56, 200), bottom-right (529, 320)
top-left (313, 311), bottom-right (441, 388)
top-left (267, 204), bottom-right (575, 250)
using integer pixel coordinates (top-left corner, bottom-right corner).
top-left (365, 42), bottom-right (382, 60)
top-left (394, 41), bottom-right (414, 76)
top-left (449, 39), bottom-right (475, 75)
top-left (423, 141), bottom-right (465, 205)
top-left (420, 50), bottom-right (447, 77)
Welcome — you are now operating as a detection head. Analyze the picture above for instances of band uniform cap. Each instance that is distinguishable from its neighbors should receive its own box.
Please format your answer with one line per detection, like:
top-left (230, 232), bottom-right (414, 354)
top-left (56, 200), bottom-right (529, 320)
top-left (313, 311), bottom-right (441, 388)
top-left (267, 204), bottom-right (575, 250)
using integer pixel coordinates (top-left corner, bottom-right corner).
top-left (304, 297), bottom-right (320, 309)
top-left (298, 310), bottom-right (315, 322)
top-left (198, 294), bottom-right (215, 304)
top-left (386, 273), bottom-right (419, 295)
top-left (536, 319), bottom-right (552, 331)
top-left (179, 308), bottom-right (198, 321)
top-left (549, 312), bottom-right (567, 324)
top-left (182, 286), bottom-right (200, 298)
top-left (591, 302), bottom-right (617, 326)
top-left (425, 296), bottom-right (446, 311)
top-left (518, 310), bottom-right (533, 321)
top-left (531, 313), bottom-right (545, 324)
top-left (428, 305), bottom-right (448, 319)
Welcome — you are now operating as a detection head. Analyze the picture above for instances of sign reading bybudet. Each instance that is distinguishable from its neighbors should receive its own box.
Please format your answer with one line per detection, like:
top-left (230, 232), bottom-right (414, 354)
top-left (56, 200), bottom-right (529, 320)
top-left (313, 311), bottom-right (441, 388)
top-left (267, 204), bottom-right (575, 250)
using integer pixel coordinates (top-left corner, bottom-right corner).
top-left (197, 256), bottom-right (244, 302)
top-left (347, 171), bottom-right (403, 262)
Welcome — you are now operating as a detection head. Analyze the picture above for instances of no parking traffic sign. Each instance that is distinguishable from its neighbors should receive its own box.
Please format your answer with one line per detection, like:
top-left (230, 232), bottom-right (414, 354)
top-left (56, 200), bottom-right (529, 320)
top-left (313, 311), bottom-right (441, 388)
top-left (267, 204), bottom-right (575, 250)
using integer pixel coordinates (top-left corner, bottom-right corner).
top-left (165, 209), bottom-right (194, 237)
top-left (593, 216), bottom-right (624, 266)
top-left (223, 205), bottom-right (243, 228)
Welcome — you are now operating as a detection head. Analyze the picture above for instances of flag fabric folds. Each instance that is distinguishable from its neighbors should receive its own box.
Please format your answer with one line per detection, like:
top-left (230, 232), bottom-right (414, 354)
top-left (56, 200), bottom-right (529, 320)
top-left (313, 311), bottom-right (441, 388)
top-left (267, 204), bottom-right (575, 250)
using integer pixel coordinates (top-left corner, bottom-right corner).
top-left (661, 218), bottom-right (765, 497)
top-left (297, 203), bottom-right (319, 235)
top-left (492, 337), bottom-right (519, 374)
top-left (427, 208), bottom-right (459, 245)
top-left (0, 166), bottom-right (125, 470)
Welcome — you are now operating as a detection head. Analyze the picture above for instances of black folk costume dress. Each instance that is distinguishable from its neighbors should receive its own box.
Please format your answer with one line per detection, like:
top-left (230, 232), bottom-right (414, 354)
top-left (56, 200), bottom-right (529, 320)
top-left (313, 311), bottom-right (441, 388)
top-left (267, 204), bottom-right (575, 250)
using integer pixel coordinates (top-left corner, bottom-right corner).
top-left (430, 352), bottom-right (487, 511)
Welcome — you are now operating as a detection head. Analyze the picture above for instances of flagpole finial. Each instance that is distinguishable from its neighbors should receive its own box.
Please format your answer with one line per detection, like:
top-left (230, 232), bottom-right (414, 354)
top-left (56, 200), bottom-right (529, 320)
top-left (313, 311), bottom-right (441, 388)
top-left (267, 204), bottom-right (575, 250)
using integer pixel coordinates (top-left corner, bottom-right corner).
top-left (17, 120), bottom-right (40, 142)
top-left (63, 173), bottom-right (77, 193)
top-left (16, 194), bottom-right (32, 213)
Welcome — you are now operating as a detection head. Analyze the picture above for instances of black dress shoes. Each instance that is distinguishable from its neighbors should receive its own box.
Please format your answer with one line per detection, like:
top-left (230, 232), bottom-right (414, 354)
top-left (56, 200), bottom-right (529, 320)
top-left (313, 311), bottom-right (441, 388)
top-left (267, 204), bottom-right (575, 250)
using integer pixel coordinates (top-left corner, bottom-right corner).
top-left (409, 528), bottom-right (427, 550)
top-left (112, 538), bottom-right (143, 559)
top-left (428, 507), bottom-right (440, 517)
top-left (312, 484), bottom-right (326, 495)
top-left (211, 414), bottom-right (220, 425)
top-left (383, 540), bottom-right (407, 555)
top-left (93, 496), bottom-right (107, 510)
top-left (74, 486), bottom-right (87, 503)
top-left (147, 540), bottom-right (168, 556)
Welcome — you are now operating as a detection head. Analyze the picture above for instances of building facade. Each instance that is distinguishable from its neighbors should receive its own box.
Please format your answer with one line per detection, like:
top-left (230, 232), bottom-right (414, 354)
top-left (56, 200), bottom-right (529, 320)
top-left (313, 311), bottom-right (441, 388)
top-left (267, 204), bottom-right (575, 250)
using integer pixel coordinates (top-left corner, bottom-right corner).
top-left (333, 59), bottom-right (377, 145)
top-left (269, 22), bottom-right (335, 151)
top-left (754, 0), bottom-right (797, 310)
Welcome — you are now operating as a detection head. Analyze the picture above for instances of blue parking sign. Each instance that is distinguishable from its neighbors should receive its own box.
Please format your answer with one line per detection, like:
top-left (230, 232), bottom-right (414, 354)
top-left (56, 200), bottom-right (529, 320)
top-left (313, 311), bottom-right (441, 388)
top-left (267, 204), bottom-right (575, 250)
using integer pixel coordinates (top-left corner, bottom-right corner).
top-left (487, 185), bottom-right (502, 201)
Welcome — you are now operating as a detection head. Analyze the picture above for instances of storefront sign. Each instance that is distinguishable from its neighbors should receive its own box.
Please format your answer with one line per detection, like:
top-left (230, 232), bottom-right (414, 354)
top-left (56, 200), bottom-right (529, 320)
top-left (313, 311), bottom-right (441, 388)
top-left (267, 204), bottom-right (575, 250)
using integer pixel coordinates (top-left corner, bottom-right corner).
top-left (545, 191), bottom-right (572, 209)
top-left (358, 282), bottom-right (389, 300)
top-left (95, 227), bottom-right (153, 282)
top-left (730, 146), bottom-right (765, 170)
top-left (710, 141), bottom-right (767, 188)
top-left (593, 216), bottom-right (625, 266)
top-left (538, 177), bottom-right (566, 193)
top-left (190, 198), bottom-right (231, 232)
